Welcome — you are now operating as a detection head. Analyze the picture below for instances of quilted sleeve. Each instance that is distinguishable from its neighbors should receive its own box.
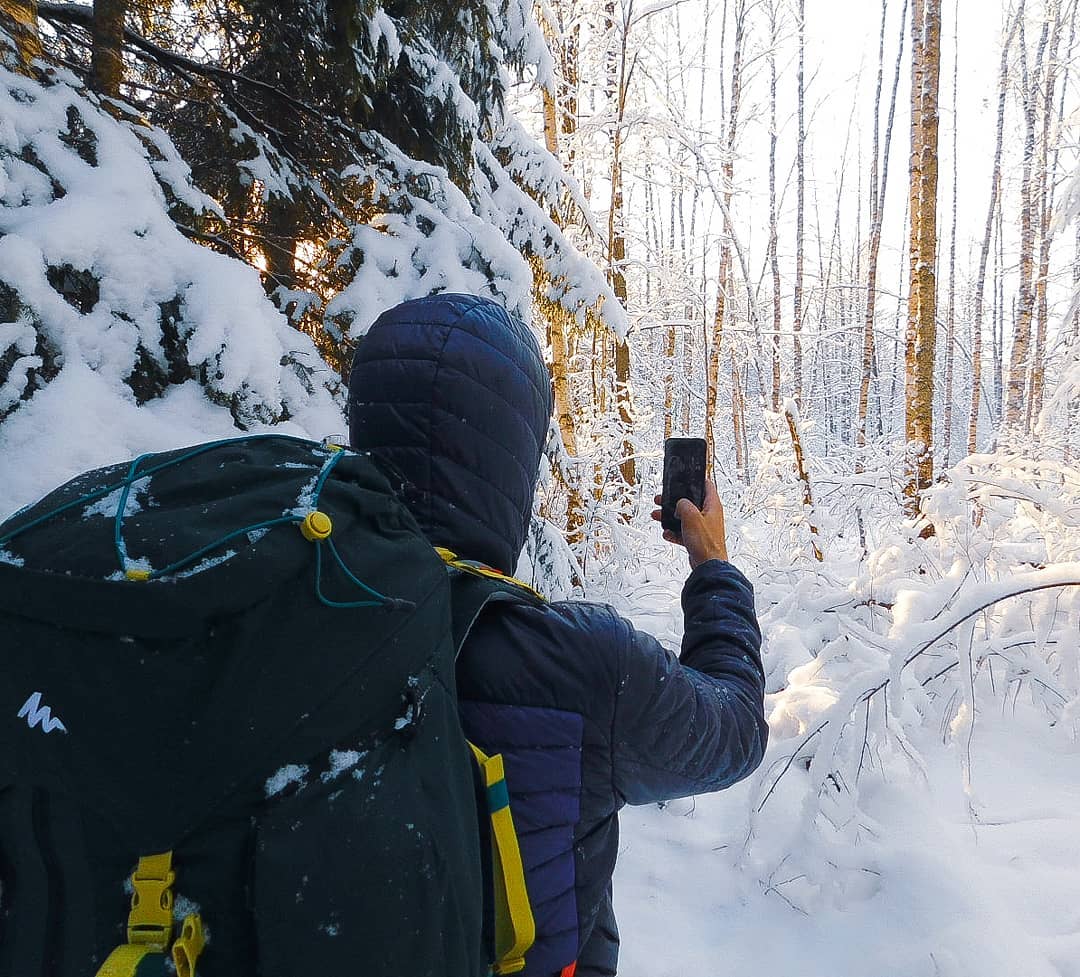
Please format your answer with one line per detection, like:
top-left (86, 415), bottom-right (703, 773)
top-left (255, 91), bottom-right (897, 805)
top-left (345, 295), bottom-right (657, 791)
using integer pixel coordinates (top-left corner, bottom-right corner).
top-left (610, 560), bottom-right (767, 805)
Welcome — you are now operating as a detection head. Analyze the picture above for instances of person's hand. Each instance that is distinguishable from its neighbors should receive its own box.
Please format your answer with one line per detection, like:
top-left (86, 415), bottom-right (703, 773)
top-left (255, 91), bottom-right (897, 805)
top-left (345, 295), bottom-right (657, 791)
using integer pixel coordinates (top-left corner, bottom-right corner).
top-left (651, 481), bottom-right (729, 569)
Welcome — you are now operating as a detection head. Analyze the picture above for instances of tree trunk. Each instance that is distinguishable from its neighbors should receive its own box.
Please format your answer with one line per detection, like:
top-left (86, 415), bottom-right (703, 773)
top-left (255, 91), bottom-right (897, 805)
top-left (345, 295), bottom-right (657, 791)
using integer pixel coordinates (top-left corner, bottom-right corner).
top-left (785, 404), bottom-right (824, 561)
top-left (942, 0), bottom-right (959, 471)
top-left (732, 349), bottom-right (747, 480)
top-left (858, 0), bottom-right (908, 460)
top-left (606, 0), bottom-right (634, 490)
top-left (681, 317), bottom-right (694, 433)
top-left (263, 195), bottom-right (303, 297)
top-left (705, 253), bottom-right (729, 476)
top-left (1, 0), bottom-right (40, 72)
top-left (904, 0), bottom-right (941, 525)
top-left (995, 206), bottom-right (1005, 420)
top-left (91, 0), bottom-right (127, 98)
top-left (538, 62), bottom-right (585, 542)
top-left (1029, 0), bottom-right (1064, 430)
top-left (1003, 3), bottom-right (1045, 435)
top-left (542, 86), bottom-right (559, 155)
top-left (767, 0), bottom-right (781, 412)
top-left (793, 0), bottom-right (805, 407)
top-left (664, 324), bottom-right (676, 439)
top-left (707, 0), bottom-right (745, 478)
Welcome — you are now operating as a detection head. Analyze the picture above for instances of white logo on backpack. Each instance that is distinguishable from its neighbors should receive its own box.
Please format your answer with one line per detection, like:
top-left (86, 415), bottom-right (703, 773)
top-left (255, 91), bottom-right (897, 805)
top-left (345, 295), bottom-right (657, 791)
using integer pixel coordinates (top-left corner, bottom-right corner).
top-left (17, 692), bottom-right (67, 734)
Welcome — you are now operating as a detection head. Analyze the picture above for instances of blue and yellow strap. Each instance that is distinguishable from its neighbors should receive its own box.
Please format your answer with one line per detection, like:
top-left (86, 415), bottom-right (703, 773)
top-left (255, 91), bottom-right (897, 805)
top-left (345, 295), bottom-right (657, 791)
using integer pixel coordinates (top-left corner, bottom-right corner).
top-left (469, 743), bottom-right (536, 975)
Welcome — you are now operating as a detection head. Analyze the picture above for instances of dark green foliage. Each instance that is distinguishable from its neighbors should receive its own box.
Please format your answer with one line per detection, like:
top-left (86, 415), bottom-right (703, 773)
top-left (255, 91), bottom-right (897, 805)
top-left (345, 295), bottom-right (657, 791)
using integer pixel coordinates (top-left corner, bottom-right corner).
top-left (124, 298), bottom-right (195, 404)
top-left (19, 143), bottom-right (66, 200)
top-left (0, 280), bottom-right (20, 323)
top-left (0, 289), bottom-right (61, 423)
top-left (57, 104), bottom-right (97, 166)
top-left (46, 263), bottom-right (99, 313)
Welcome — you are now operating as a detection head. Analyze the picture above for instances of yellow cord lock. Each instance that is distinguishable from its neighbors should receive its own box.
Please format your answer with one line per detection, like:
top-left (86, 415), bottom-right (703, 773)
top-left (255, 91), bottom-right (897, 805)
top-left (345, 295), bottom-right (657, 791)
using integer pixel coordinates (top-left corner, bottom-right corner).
top-left (125, 568), bottom-right (152, 582)
top-left (300, 510), bottom-right (333, 542)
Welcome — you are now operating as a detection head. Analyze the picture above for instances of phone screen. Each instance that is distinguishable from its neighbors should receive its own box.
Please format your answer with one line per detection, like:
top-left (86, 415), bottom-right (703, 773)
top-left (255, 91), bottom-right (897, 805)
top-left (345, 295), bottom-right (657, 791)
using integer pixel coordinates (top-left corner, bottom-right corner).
top-left (661, 438), bottom-right (707, 534)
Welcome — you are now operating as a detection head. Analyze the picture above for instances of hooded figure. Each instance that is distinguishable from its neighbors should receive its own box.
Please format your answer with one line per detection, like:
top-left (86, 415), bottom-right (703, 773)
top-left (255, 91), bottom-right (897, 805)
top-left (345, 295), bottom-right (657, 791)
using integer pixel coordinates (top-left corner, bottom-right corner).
top-left (349, 293), bottom-right (767, 977)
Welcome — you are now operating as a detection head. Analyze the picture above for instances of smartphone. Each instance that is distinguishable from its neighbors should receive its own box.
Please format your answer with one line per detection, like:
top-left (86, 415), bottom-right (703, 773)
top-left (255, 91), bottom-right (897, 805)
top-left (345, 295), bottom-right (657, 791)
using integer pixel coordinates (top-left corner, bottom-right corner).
top-left (661, 437), bottom-right (707, 534)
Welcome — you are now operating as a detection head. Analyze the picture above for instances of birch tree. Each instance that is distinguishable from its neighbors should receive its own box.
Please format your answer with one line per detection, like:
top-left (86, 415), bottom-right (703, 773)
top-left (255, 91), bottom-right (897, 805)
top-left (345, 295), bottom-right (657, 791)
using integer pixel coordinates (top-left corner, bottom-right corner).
top-left (767, 0), bottom-right (782, 412)
top-left (941, 0), bottom-right (958, 469)
top-left (706, 0), bottom-right (747, 479)
top-left (857, 0), bottom-right (907, 460)
top-left (970, 9), bottom-right (1020, 454)
top-left (792, 0), bottom-right (805, 408)
top-left (1028, 0), bottom-right (1066, 428)
top-left (1003, 1), bottom-right (1046, 434)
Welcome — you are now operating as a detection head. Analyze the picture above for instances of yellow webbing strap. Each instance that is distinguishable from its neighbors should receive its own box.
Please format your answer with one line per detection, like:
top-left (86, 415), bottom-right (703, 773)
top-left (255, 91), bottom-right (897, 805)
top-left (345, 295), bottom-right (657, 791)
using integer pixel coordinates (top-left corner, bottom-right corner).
top-left (435, 548), bottom-right (545, 602)
top-left (95, 851), bottom-right (206, 977)
top-left (469, 743), bottom-right (536, 975)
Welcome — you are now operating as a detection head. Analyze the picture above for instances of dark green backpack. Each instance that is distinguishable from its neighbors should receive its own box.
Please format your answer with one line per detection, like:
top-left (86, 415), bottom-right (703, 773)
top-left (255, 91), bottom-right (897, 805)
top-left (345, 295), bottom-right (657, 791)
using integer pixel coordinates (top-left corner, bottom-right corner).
top-left (0, 435), bottom-right (526, 977)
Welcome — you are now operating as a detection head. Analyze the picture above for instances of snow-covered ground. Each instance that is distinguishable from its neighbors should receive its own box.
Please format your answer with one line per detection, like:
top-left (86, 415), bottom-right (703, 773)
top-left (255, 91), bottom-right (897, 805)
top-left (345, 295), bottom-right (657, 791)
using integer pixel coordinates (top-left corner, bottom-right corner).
top-left (617, 712), bottom-right (1080, 977)
top-left (611, 551), bottom-right (1080, 977)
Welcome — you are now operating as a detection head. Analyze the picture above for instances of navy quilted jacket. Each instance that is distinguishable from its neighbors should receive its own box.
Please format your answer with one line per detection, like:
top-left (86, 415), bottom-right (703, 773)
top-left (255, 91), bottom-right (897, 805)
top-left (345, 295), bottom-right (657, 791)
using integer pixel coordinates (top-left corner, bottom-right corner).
top-left (349, 295), bottom-right (767, 977)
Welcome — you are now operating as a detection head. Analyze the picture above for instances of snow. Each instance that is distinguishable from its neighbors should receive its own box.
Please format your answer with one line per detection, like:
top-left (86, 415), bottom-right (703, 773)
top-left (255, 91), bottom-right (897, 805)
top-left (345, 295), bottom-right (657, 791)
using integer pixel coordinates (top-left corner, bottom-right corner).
top-left (616, 712), bottom-right (1080, 977)
top-left (321, 749), bottom-right (368, 783)
top-left (82, 475), bottom-right (152, 519)
top-left (265, 764), bottom-right (309, 799)
top-left (0, 64), bottom-right (344, 519)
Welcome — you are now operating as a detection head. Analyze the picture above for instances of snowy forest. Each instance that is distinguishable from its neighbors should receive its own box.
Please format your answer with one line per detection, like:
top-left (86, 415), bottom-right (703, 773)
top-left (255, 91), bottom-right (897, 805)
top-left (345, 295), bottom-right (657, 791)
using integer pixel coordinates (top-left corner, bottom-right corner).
top-left (3, 0), bottom-right (1080, 974)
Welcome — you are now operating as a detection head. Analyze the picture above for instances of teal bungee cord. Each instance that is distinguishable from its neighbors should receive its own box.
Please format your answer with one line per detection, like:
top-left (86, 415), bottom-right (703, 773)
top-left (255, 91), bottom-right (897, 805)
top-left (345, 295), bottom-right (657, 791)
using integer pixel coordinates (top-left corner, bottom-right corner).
top-left (1, 435), bottom-right (407, 610)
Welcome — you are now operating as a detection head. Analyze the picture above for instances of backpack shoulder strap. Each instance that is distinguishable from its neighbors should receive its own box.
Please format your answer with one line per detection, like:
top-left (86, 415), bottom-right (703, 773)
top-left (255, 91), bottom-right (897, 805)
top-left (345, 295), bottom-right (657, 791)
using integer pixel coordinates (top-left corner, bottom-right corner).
top-left (438, 549), bottom-right (544, 657)
top-left (438, 549), bottom-right (541, 975)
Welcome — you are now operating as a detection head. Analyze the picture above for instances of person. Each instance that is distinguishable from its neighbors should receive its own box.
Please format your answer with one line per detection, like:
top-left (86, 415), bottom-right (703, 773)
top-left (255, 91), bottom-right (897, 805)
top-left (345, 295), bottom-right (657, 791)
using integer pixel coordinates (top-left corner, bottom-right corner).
top-left (348, 293), bottom-right (767, 977)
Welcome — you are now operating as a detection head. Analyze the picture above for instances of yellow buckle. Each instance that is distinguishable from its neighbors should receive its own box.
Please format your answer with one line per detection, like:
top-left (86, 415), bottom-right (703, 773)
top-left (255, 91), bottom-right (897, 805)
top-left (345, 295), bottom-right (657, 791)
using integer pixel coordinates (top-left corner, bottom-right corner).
top-left (127, 853), bottom-right (175, 949)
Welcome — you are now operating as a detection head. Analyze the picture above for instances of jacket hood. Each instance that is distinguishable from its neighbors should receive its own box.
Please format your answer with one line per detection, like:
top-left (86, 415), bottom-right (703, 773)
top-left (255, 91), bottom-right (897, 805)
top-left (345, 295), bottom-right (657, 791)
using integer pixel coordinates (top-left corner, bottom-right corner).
top-left (347, 294), bottom-right (553, 574)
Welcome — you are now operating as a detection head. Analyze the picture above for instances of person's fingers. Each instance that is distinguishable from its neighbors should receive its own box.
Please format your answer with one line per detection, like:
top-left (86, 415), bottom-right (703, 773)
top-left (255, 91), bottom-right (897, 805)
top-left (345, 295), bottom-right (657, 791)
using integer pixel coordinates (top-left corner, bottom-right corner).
top-left (700, 480), bottom-right (721, 511)
top-left (675, 497), bottom-right (704, 533)
top-left (674, 486), bottom-right (728, 567)
top-left (653, 494), bottom-right (663, 505)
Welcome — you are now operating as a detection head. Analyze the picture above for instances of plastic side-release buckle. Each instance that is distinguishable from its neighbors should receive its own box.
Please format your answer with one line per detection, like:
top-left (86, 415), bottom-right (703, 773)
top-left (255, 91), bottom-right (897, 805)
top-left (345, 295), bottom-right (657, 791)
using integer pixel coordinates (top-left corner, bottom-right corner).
top-left (96, 851), bottom-right (203, 977)
top-left (127, 852), bottom-right (175, 948)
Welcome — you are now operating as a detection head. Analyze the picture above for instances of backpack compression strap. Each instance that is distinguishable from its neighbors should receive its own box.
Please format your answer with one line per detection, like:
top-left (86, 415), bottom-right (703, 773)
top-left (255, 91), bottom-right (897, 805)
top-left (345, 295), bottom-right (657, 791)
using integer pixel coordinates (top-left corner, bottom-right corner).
top-left (96, 852), bottom-right (205, 977)
top-left (469, 743), bottom-right (536, 976)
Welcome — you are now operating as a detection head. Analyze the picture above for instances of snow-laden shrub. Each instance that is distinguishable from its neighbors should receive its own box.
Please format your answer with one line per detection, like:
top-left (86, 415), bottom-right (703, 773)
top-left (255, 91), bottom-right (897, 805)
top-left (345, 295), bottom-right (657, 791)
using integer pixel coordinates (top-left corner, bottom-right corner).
top-left (0, 60), bottom-right (344, 513)
top-left (722, 450), bottom-right (1080, 915)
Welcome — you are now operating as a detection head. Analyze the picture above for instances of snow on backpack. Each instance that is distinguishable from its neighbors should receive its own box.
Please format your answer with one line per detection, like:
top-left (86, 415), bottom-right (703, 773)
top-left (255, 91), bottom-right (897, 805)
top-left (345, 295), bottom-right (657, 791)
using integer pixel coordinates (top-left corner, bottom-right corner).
top-left (0, 435), bottom-right (535, 977)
